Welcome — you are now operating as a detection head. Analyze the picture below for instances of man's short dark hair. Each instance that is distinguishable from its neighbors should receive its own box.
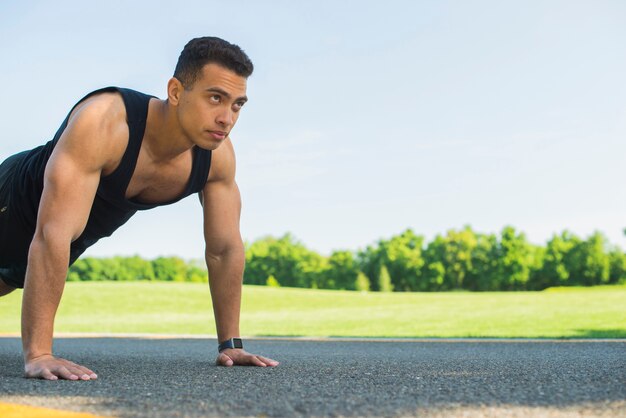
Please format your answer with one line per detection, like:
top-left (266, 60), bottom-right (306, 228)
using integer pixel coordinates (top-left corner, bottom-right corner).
top-left (174, 36), bottom-right (254, 90)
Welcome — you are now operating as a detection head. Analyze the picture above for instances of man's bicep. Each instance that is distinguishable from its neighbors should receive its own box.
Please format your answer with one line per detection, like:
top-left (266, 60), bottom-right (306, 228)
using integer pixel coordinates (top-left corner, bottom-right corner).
top-left (35, 98), bottom-right (119, 242)
top-left (201, 179), bottom-right (243, 259)
top-left (36, 150), bottom-right (101, 242)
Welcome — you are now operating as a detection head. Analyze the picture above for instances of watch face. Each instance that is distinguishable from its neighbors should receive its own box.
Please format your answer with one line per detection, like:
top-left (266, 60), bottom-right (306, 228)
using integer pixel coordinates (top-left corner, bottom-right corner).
top-left (233, 338), bottom-right (243, 349)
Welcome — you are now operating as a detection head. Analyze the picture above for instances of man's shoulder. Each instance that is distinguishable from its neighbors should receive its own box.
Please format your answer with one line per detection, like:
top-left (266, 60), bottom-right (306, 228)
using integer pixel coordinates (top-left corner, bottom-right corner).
top-left (67, 89), bottom-right (129, 138)
top-left (57, 89), bottom-right (130, 168)
top-left (206, 137), bottom-right (236, 185)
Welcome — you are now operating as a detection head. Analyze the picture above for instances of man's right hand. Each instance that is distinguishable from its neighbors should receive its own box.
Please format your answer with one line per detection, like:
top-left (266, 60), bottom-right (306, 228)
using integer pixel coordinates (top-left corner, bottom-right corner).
top-left (24, 354), bottom-right (98, 381)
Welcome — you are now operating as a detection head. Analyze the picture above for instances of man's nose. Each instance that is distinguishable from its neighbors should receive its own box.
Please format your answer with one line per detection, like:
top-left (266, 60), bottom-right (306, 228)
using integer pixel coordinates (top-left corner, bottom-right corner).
top-left (216, 108), bottom-right (234, 127)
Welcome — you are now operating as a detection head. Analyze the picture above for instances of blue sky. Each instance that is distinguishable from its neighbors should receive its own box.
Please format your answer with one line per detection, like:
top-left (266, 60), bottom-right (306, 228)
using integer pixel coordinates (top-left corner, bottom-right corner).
top-left (1, 1), bottom-right (625, 259)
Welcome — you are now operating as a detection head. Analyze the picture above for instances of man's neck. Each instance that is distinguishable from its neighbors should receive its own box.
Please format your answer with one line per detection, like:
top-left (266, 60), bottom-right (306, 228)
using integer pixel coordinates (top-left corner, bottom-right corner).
top-left (142, 99), bottom-right (194, 164)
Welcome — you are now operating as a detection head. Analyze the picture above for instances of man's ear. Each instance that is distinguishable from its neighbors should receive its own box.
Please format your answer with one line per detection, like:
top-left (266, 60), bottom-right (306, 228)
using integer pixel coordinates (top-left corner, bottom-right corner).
top-left (167, 77), bottom-right (184, 106)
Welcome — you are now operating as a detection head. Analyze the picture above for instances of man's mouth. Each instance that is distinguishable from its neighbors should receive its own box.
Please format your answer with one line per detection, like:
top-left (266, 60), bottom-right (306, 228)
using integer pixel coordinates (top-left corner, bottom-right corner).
top-left (207, 131), bottom-right (227, 140)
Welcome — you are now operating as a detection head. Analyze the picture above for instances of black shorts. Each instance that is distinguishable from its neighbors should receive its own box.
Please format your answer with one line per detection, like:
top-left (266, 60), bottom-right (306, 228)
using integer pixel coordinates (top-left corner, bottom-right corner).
top-left (0, 151), bottom-right (33, 288)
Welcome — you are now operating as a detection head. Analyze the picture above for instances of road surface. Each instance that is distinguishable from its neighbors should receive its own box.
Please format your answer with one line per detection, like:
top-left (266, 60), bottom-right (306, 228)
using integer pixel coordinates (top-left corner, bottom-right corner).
top-left (0, 337), bottom-right (624, 417)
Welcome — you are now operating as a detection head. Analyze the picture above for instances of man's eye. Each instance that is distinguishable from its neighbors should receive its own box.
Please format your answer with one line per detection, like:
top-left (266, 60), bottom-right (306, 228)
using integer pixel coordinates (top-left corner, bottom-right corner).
top-left (210, 95), bottom-right (220, 102)
top-left (234, 102), bottom-right (245, 110)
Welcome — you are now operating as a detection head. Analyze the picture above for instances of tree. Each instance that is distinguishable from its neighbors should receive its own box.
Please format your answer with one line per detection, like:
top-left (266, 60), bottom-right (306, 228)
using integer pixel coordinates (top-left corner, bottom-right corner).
top-left (356, 244), bottom-right (380, 291)
top-left (421, 226), bottom-right (477, 290)
top-left (608, 247), bottom-right (626, 284)
top-left (152, 256), bottom-right (187, 281)
top-left (67, 257), bottom-right (103, 282)
top-left (244, 233), bottom-right (323, 288)
top-left (466, 232), bottom-right (499, 291)
top-left (530, 232), bottom-right (575, 289)
top-left (356, 229), bottom-right (425, 291)
top-left (243, 238), bottom-right (273, 285)
top-left (378, 264), bottom-right (393, 292)
top-left (420, 261), bottom-right (445, 291)
top-left (119, 255), bottom-right (156, 281)
top-left (496, 226), bottom-right (535, 290)
top-left (355, 271), bottom-right (370, 292)
top-left (67, 257), bottom-right (110, 281)
top-left (442, 226), bottom-right (477, 289)
top-left (298, 249), bottom-right (327, 289)
top-left (565, 232), bottom-right (610, 286)
top-left (266, 274), bottom-right (281, 287)
top-left (321, 250), bottom-right (359, 290)
top-left (186, 259), bottom-right (208, 282)
top-left (421, 236), bottom-right (446, 291)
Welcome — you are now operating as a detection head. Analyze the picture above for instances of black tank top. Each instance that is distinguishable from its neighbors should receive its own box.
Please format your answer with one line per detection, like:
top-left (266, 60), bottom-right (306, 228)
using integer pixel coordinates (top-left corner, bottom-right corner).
top-left (8, 86), bottom-right (212, 265)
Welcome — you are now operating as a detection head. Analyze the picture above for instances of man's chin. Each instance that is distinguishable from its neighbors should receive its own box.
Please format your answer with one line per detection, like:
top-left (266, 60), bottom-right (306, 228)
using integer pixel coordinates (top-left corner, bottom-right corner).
top-left (195, 141), bottom-right (222, 151)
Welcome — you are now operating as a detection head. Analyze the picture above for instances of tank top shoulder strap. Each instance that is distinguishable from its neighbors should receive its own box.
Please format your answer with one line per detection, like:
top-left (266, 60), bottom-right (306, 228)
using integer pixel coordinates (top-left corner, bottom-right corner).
top-left (189, 146), bottom-right (213, 193)
top-left (95, 87), bottom-right (157, 207)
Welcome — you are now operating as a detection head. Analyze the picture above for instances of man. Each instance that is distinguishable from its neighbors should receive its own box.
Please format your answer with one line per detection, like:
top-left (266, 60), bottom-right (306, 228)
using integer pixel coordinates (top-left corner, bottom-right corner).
top-left (0, 36), bottom-right (279, 381)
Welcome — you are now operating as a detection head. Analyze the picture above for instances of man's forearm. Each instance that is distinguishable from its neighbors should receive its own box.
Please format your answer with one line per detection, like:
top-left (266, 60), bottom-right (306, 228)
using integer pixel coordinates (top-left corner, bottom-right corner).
top-left (205, 244), bottom-right (245, 343)
top-left (21, 234), bottom-right (70, 362)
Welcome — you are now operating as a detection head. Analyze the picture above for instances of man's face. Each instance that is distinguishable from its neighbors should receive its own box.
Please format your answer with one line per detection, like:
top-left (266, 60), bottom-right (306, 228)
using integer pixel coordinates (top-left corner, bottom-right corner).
top-left (175, 63), bottom-right (248, 149)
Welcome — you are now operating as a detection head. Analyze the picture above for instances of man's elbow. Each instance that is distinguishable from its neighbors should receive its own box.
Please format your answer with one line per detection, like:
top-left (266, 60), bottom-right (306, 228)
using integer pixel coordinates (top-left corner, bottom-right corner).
top-left (205, 239), bottom-right (245, 263)
top-left (30, 223), bottom-right (73, 257)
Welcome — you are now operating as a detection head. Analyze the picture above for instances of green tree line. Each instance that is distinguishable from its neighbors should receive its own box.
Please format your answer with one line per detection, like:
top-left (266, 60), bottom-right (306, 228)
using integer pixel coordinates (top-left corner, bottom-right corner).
top-left (67, 256), bottom-right (207, 283)
top-left (241, 227), bottom-right (626, 291)
top-left (67, 226), bottom-right (626, 291)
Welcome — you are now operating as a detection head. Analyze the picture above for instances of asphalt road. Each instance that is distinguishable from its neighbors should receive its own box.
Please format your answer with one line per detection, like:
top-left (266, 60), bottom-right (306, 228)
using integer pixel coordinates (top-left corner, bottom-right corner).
top-left (0, 337), bottom-right (624, 417)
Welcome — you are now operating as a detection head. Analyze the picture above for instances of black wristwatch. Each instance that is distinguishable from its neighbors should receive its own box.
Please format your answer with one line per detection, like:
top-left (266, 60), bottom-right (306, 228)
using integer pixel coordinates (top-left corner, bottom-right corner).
top-left (218, 337), bottom-right (244, 353)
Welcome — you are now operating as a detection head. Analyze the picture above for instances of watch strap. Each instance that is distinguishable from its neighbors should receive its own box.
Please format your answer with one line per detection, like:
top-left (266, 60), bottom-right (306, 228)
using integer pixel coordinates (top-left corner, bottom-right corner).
top-left (218, 337), bottom-right (244, 353)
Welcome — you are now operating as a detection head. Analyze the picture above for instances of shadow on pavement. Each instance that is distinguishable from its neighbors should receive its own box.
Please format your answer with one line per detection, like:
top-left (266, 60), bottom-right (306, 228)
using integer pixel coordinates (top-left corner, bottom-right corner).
top-left (571, 329), bottom-right (626, 338)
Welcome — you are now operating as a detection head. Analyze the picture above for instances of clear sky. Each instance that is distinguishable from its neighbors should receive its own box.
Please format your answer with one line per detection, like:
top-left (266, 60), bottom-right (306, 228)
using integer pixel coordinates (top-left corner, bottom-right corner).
top-left (1, 1), bottom-right (625, 260)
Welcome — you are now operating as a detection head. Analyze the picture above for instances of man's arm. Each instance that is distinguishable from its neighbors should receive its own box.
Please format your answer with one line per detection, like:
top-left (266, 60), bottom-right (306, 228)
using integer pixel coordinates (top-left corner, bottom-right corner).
top-left (22, 95), bottom-right (124, 380)
top-left (200, 137), bottom-right (278, 367)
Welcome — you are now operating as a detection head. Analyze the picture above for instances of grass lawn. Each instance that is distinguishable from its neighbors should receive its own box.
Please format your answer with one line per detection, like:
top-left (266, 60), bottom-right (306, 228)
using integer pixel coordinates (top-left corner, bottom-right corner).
top-left (0, 282), bottom-right (624, 338)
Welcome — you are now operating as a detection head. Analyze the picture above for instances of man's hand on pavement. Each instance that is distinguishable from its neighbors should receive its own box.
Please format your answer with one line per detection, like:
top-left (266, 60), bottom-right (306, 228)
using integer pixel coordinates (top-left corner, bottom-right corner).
top-left (216, 349), bottom-right (279, 367)
top-left (24, 354), bottom-right (98, 381)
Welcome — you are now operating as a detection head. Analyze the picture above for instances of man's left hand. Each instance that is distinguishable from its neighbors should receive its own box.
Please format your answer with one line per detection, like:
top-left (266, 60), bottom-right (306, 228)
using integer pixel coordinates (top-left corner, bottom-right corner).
top-left (216, 349), bottom-right (279, 367)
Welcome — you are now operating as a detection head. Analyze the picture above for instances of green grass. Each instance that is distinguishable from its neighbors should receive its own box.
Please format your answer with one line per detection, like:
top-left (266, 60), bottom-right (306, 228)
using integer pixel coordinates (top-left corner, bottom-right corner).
top-left (1, 282), bottom-right (625, 338)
